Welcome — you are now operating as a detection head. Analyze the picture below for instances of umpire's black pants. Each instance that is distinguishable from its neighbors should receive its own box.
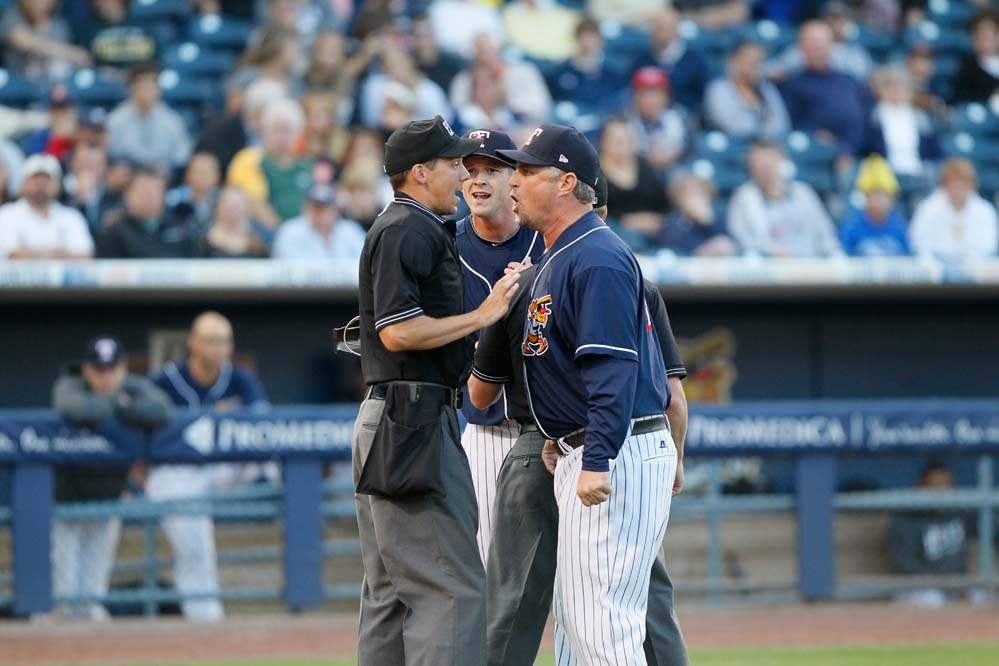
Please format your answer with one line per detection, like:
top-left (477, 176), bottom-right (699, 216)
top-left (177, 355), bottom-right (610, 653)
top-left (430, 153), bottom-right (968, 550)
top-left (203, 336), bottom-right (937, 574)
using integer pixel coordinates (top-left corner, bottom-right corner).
top-left (486, 429), bottom-right (688, 666)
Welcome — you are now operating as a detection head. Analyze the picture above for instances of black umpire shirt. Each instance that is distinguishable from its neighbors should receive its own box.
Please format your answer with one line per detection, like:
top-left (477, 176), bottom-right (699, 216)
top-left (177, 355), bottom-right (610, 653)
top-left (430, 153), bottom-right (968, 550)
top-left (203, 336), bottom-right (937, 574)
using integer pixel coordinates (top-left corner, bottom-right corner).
top-left (358, 192), bottom-right (472, 388)
top-left (473, 268), bottom-right (685, 418)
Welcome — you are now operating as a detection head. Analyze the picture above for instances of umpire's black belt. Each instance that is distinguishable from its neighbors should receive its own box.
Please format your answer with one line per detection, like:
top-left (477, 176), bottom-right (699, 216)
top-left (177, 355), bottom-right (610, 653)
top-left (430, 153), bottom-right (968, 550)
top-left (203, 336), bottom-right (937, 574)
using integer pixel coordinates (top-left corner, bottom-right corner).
top-left (559, 415), bottom-right (668, 451)
top-left (368, 381), bottom-right (463, 410)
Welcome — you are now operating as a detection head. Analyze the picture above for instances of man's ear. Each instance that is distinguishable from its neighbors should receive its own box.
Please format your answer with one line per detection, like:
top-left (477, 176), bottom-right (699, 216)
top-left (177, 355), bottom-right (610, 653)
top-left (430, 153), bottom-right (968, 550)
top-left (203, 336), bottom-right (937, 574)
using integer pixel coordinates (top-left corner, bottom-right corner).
top-left (411, 163), bottom-right (428, 186)
top-left (558, 171), bottom-right (578, 197)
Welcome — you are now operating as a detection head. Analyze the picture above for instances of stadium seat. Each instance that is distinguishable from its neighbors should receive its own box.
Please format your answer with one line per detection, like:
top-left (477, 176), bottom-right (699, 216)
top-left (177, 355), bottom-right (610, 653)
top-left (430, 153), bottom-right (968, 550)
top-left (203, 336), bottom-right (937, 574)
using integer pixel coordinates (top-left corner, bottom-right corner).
top-left (793, 164), bottom-right (836, 194)
top-left (693, 131), bottom-right (750, 168)
top-left (950, 103), bottom-right (999, 138)
top-left (0, 68), bottom-right (44, 107)
top-left (158, 69), bottom-right (217, 108)
top-left (927, 0), bottom-right (977, 28)
top-left (188, 14), bottom-right (255, 51)
top-left (742, 20), bottom-right (795, 55)
top-left (941, 132), bottom-right (999, 161)
top-left (163, 43), bottom-right (236, 79)
top-left (678, 20), bottom-right (742, 60)
top-left (66, 68), bottom-right (127, 108)
top-left (686, 159), bottom-right (747, 195)
top-left (842, 24), bottom-right (896, 61)
top-left (904, 21), bottom-right (972, 55)
top-left (599, 22), bottom-right (650, 58)
top-left (784, 131), bottom-right (837, 167)
top-left (128, 0), bottom-right (190, 23)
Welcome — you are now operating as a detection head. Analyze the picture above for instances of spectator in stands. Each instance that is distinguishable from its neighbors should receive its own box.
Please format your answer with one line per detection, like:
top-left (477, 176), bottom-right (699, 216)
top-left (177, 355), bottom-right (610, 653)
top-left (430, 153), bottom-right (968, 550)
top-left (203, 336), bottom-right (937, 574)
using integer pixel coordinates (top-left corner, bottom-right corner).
top-left (0, 154), bottom-right (93, 260)
top-left (865, 66), bottom-right (942, 182)
top-left (337, 139), bottom-right (389, 230)
top-left (586, 0), bottom-right (667, 26)
top-left (77, 107), bottom-right (108, 151)
top-left (429, 0), bottom-right (505, 60)
top-left (305, 30), bottom-right (372, 124)
top-left (229, 26), bottom-right (303, 96)
top-left (258, 0), bottom-right (348, 38)
top-left (661, 171), bottom-right (739, 256)
top-left (635, 7), bottom-right (710, 111)
top-left (24, 84), bottom-right (79, 163)
top-left (624, 67), bottom-right (687, 172)
top-left (272, 183), bottom-right (365, 260)
top-left (502, 0), bottom-right (580, 62)
top-left (63, 143), bottom-right (113, 233)
top-left (952, 11), bottom-right (999, 104)
top-left (95, 167), bottom-right (194, 258)
top-left (705, 40), bottom-right (790, 142)
top-left (909, 157), bottom-right (999, 261)
top-left (0, 161), bottom-right (10, 208)
top-left (107, 62), bottom-right (192, 173)
top-left (728, 140), bottom-right (842, 257)
top-left (150, 311), bottom-right (270, 621)
top-left (778, 21), bottom-right (872, 159)
top-left (377, 81), bottom-right (419, 136)
top-left (94, 155), bottom-right (132, 227)
top-left (411, 15), bottom-right (464, 93)
top-left (906, 42), bottom-right (946, 115)
top-left (297, 90), bottom-right (349, 164)
top-left (674, 0), bottom-right (750, 29)
top-left (549, 16), bottom-right (632, 109)
top-left (195, 186), bottom-right (268, 258)
top-left (167, 152), bottom-right (221, 238)
top-left (51, 336), bottom-right (172, 621)
top-left (600, 117), bottom-right (668, 244)
top-left (360, 43), bottom-right (453, 130)
top-left (196, 78), bottom-right (289, 173)
top-left (456, 66), bottom-right (518, 133)
top-left (888, 461), bottom-right (969, 607)
top-left (75, 0), bottom-right (157, 75)
top-left (227, 98), bottom-right (313, 229)
top-left (450, 33), bottom-right (552, 126)
top-left (0, 0), bottom-right (90, 83)
top-left (839, 155), bottom-right (911, 256)
top-left (764, 5), bottom-right (873, 82)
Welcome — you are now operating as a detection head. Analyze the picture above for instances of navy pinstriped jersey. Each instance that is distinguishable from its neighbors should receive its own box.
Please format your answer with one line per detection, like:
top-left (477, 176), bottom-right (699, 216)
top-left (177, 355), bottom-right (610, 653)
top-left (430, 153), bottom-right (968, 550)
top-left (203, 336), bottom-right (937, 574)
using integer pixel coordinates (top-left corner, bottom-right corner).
top-left (152, 360), bottom-right (269, 409)
top-left (456, 216), bottom-right (543, 425)
top-left (522, 212), bottom-right (669, 472)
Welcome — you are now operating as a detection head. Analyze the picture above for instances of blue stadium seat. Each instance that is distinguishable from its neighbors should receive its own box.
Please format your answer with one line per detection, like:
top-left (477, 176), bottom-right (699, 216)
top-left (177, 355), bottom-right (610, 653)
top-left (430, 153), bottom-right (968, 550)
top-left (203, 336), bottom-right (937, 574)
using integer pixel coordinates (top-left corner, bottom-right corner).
top-left (793, 164), bottom-right (836, 194)
top-left (692, 131), bottom-right (750, 168)
top-left (188, 14), bottom-right (255, 51)
top-left (0, 68), bottom-right (44, 107)
top-left (904, 21), bottom-right (972, 55)
top-left (941, 132), bottom-right (999, 161)
top-left (784, 131), bottom-right (837, 167)
top-left (678, 20), bottom-right (741, 59)
top-left (686, 159), bottom-right (747, 195)
top-left (742, 20), bottom-right (795, 55)
top-left (158, 69), bottom-right (216, 108)
top-left (128, 0), bottom-right (190, 22)
top-left (927, 0), bottom-right (977, 28)
top-left (843, 25), bottom-right (896, 61)
top-left (599, 22), bottom-right (650, 57)
top-left (163, 43), bottom-right (236, 79)
top-left (950, 103), bottom-right (999, 138)
top-left (66, 69), bottom-right (126, 108)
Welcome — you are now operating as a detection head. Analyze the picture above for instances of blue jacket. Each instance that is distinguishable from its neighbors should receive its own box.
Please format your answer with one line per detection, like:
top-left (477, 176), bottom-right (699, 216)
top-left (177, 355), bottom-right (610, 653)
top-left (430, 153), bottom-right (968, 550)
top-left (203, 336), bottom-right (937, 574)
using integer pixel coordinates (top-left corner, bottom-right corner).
top-left (839, 207), bottom-right (910, 256)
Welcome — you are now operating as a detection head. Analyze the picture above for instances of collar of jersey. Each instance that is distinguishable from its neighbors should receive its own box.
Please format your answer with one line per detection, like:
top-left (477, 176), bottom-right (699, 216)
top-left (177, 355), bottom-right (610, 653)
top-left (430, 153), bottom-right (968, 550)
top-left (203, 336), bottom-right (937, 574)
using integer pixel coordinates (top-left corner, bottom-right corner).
top-left (461, 215), bottom-right (524, 248)
top-left (392, 192), bottom-right (447, 226)
top-left (545, 211), bottom-right (606, 256)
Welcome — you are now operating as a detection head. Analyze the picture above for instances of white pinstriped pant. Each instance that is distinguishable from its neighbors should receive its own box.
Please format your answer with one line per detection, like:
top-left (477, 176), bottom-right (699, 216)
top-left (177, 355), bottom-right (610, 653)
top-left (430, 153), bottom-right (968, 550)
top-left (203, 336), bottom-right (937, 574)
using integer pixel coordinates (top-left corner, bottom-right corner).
top-left (553, 428), bottom-right (677, 666)
top-left (460, 420), bottom-right (520, 564)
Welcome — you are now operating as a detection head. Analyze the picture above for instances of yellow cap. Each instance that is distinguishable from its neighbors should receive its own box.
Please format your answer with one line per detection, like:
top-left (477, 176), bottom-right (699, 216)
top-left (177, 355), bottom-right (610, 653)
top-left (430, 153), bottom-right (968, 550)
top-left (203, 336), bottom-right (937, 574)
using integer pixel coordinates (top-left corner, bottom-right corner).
top-left (855, 154), bottom-right (900, 195)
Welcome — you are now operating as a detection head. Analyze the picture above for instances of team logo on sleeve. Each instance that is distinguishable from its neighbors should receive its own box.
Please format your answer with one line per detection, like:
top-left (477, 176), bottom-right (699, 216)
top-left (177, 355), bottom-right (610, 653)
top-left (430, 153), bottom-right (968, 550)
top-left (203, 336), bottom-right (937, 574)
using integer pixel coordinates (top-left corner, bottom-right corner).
top-left (523, 294), bottom-right (553, 356)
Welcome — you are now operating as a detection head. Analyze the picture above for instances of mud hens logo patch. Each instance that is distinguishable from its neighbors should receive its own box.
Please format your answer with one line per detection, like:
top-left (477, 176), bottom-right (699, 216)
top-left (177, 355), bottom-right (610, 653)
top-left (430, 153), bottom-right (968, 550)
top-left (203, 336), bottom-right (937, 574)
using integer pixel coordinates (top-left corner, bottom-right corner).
top-left (523, 294), bottom-right (553, 356)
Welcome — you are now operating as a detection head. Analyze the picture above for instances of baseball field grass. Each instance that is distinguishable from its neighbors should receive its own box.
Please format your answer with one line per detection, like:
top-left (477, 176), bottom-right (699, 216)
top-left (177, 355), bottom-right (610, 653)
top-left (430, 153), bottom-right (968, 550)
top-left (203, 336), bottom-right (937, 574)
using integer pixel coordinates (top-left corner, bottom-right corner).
top-left (117, 643), bottom-right (999, 666)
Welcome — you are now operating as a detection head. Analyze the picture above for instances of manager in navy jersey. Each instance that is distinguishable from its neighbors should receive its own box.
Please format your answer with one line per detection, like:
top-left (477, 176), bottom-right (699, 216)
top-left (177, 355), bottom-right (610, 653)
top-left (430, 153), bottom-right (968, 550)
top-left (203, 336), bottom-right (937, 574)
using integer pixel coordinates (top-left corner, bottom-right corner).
top-left (150, 311), bottom-right (270, 622)
top-left (469, 173), bottom-right (689, 665)
top-left (497, 125), bottom-right (680, 664)
top-left (456, 128), bottom-right (545, 564)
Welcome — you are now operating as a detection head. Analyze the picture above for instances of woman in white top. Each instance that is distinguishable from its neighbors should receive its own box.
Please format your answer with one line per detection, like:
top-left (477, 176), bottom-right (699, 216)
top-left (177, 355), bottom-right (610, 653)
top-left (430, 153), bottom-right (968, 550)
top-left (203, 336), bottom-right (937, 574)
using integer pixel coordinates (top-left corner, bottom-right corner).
top-left (909, 157), bottom-right (999, 261)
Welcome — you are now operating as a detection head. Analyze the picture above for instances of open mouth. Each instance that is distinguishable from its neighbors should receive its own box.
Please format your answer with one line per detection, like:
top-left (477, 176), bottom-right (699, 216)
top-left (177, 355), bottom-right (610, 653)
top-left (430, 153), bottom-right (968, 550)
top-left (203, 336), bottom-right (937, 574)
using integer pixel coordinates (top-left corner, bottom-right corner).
top-left (469, 191), bottom-right (492, 202)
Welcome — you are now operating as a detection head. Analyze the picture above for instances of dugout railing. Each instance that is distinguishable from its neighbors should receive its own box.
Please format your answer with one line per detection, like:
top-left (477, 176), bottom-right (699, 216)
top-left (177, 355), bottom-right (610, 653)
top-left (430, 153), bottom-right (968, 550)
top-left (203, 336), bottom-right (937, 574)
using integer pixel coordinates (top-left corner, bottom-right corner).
top-left (1, 399), bottom-right (997, 616)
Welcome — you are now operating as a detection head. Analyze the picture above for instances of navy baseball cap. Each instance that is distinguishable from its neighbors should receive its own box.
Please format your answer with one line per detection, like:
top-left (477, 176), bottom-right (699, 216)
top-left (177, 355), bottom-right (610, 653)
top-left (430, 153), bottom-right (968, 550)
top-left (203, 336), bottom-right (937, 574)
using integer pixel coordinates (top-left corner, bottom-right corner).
top-left (84, 336), bottom-right (126, 368)
top-left (464, 129), bottom-right (517, 167)
top-left (307, 183), bottom-right (336, 206)
top-left (497, 124), bottom-right (600, 187)
top-left (383, 115), bottom-right (481, 176)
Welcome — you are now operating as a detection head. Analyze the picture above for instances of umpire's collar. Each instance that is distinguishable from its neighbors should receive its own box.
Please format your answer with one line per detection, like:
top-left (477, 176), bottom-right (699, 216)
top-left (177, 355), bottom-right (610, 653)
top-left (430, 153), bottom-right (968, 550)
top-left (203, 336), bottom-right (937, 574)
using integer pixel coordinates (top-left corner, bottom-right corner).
top-left (546, 211), bottom-right (607, 256)
top-left (392, 191), bottom-right (457, 237)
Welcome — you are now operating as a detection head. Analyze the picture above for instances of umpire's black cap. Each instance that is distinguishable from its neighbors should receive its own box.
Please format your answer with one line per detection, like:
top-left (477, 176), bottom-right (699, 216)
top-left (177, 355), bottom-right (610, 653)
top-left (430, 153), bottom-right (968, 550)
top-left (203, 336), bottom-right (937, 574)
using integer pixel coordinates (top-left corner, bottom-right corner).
top-left (383, 115), bottom-right (481, 176)
top-left (463, 129), bottom-right (517, 167)
top-left (497, 124), bottom-right (600, 188)
top-left (83, 336), bottom-right (126, 368)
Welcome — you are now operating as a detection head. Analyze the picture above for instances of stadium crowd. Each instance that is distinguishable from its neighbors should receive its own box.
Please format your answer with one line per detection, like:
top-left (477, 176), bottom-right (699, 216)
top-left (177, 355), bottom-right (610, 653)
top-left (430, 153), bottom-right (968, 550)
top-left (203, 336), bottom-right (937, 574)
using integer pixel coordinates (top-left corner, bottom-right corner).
top-left (0, 0), bottom-right (997, 262)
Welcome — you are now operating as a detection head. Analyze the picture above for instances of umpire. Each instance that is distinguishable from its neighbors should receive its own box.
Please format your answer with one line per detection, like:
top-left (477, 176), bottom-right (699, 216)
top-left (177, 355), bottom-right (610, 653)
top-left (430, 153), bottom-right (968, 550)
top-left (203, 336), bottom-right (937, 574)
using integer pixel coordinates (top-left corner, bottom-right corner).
top-left (352, 115), bottom-right (520, 665)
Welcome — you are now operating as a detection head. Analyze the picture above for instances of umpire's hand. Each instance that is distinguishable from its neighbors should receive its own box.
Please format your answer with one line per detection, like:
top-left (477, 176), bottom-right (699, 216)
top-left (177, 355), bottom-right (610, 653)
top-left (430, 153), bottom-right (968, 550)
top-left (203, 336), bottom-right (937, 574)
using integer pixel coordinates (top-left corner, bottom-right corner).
top-left (475, 271), bottom-right (521, 328)
top-left (577, 471), bottom-right (612, 506)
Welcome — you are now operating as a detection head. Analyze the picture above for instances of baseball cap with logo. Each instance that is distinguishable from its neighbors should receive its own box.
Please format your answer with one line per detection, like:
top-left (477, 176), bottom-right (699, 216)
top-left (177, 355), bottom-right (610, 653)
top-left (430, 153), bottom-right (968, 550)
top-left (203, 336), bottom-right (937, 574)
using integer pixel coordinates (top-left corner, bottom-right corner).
top-left (497, 124), bottom-right (600, 187)
top-left (22, 153), bottom-right (62, 180)
top-left (84, 336), bottom-right (126, 369)
top-left (464, 129), bottom-right (517, 167)
top-left (383, 115), bottom-right (481, 176)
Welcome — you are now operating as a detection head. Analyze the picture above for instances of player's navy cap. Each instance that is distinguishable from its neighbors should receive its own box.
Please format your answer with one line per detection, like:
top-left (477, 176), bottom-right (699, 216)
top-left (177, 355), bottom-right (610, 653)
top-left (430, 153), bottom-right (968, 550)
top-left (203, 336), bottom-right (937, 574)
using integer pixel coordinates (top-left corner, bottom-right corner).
top-left (306, 182), bottom-right (336, 206)
top-left (497, 124), bottom-right (600, 187)
top-left (383, 115), bottom-right (481, 176)
top-left (84, 336), bottom-right (126, 368)
top-left (594, 169), bottom-right (608, 208)
top-left (463, 129), bottom-right (517, 167)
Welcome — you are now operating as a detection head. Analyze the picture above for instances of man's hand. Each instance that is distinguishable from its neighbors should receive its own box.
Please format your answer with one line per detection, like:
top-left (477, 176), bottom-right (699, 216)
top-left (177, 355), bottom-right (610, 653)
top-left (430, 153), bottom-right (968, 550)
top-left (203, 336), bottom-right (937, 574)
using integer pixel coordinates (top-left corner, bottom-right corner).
top-left (504, 256), bottom-right (532, 276)
top-left (673, 459), bottom-right (684, 496)
top-left (577, 470), bottom-right (611, 506)
top-left (541, 439), bottom-right (560, 475)
top-left (475, 271), bottom-right (520, 328)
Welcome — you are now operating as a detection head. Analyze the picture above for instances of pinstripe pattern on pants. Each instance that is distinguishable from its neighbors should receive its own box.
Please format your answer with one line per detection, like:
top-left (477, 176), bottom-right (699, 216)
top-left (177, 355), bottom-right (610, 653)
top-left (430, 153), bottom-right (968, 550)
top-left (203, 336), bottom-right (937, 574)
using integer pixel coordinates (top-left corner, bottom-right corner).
top-left (553, 428), bottom-right (677, 666)
top-left (460, 420), bottom-right (520, 564)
